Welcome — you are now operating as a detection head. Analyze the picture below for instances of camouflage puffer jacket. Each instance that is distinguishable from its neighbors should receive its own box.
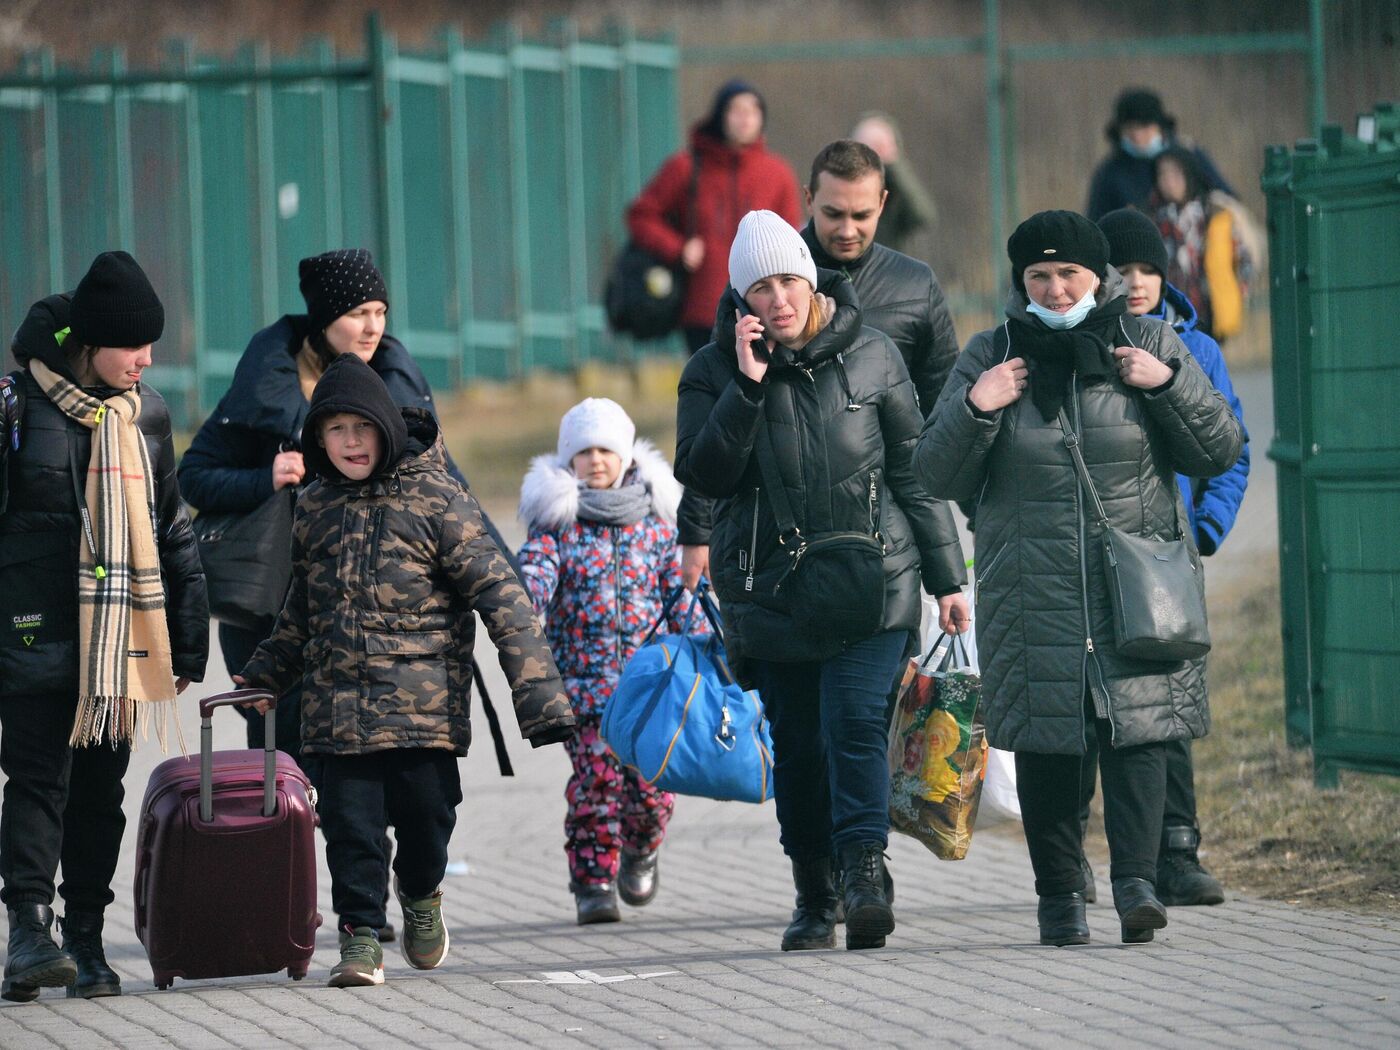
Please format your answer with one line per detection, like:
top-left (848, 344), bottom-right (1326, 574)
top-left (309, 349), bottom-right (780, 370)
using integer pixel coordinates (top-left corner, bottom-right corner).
top-left (240, 409), bottom-right (574, 756)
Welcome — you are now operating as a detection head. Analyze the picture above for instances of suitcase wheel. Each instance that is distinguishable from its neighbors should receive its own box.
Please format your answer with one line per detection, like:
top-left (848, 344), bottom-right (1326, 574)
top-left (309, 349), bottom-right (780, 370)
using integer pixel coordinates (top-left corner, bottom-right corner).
top-left (155, 981), bottom-right (171, 991)
top-left (289, 965), bottom-right (308, 981)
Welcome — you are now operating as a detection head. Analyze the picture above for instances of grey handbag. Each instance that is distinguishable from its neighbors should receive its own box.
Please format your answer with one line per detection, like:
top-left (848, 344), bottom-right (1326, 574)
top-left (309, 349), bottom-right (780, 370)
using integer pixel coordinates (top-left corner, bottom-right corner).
top-left (1058, 408), bottom-right (1211, 662)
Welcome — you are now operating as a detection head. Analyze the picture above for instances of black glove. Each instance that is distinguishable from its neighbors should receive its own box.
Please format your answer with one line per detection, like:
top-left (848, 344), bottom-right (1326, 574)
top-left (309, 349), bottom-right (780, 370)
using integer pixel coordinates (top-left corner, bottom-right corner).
top-left (0, 375), bottom-right (21, 454)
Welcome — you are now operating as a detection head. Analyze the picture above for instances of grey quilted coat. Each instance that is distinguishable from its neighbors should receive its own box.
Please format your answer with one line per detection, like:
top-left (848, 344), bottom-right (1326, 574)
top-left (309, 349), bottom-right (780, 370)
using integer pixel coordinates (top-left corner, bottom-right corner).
top-left (914, 276), bottom-right (1244, 754)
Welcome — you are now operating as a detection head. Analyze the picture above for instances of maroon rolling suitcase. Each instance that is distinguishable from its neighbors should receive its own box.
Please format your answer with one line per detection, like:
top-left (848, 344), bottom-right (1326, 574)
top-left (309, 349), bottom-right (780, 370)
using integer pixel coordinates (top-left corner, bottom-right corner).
top-left (133, 689), bottom-right (321, 989)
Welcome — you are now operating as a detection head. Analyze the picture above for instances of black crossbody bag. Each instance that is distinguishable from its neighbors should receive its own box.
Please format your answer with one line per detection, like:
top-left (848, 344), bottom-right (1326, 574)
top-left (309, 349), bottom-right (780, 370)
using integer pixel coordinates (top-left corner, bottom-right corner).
top-left (753, 422), bottom-right (886, 648)
top-left (1057, 407), bottom-right (1211, 662)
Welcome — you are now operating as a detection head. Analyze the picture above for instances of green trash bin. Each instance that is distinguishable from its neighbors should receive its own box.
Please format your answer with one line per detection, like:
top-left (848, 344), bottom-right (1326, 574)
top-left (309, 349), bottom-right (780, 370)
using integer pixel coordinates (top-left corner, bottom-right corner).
top-left (1264, 103), bottom-right (1400, 786)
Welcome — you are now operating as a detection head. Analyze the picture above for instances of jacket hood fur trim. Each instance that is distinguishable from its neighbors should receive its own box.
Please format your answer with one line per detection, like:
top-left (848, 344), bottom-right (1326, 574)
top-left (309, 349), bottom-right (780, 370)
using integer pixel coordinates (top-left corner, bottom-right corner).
top-left (519, 438), bottom-right (681, 531)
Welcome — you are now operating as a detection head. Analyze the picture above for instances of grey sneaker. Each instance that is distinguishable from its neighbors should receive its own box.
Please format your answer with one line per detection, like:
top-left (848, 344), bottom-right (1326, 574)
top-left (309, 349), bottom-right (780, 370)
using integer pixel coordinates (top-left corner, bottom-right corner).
top-left (328, 926), bottom-right (384, 987)
top-left (395, 878), bottom-right (449, 970)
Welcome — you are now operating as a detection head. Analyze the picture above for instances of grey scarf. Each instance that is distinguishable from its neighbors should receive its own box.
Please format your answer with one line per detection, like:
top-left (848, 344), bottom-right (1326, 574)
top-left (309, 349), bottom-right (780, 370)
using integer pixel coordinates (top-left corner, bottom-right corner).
top-left (576, 480), bottom-right (651, 527)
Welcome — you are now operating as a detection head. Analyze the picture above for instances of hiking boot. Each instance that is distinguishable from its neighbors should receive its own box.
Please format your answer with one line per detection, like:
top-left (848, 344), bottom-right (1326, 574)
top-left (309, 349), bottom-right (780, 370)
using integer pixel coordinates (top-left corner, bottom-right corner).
top-left (572, 882), bottom-right (621, 925)
top-left (2, 905), bottom-right (77, 1003)
top-left (833, 854), bottom-right (894, 924)
top-left (394, 878), bottom-right (449, 970)
top-left (618, 848), bottom-right (660, 907)
top-left (1112, 877), bottom-right (1169, 944)
top-left (58, 910), bottom-right (121, 999)
top-left (1037, 893), bottom-right (1090, 946)
top-left (328, 926), bottom-right (384, 987)
top-left (1157, 825), bottom-right (1225, 907)
top-left (838, 843), bottom-right (895, 950)
top-left (781, 857), bottom-right (837, 951)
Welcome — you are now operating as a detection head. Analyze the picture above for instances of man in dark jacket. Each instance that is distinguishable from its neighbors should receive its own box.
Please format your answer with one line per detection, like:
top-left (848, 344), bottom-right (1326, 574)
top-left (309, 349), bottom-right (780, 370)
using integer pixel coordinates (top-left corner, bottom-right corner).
top-left (678, 139), bottom-right (960, 585)
top-left (1086, 88), bottom-right (1234, 220)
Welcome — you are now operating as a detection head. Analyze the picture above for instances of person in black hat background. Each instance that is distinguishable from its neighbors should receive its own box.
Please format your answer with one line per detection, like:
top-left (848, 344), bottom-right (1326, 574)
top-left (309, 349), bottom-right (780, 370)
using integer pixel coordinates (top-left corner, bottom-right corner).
top-left (915, 209), bottom-right (1243, 947)
top-left (0, 252), bottom-right (209, 1001)
top-left (1086, 88), bottom-right (1235, 221)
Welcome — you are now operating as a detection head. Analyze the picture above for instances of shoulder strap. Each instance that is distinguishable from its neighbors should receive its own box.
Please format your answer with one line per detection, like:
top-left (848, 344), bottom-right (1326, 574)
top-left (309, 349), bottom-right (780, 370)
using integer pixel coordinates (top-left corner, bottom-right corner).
top-left (1056, 408), bottom-right (1110, 530)
top-left (753, 422), bottom-right (800, 538)
top-left (470, 660), bottom-right (515, 777)
top-left (992, 323), bottom-right (1010, 363)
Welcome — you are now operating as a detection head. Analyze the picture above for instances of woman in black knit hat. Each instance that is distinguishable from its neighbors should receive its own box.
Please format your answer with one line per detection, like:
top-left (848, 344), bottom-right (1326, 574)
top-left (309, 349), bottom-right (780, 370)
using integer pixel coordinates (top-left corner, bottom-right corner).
top-left (0, 252), bottom-right (209, 1001)
top-left (915, 210), bottom-right (1244, 947)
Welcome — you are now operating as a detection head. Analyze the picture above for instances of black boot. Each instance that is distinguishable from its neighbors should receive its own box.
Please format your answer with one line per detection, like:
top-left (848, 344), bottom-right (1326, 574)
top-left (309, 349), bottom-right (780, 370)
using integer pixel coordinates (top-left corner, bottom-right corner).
top-left (1157, 825), bottom-right (1225, 906)
top-left (571, 882), bottom-right (621, 925)
top-left (832, 853), bottom-right (895, 924)
top-left (781, 857), bottom-right (837, 951)
top-left (1112, 877), bottom-right (1169, 944)
top-left (838, 843), bottom-right (894, 950)
top-left (58, 910), bottom-right (121, 999)
top-left (618, 848), bottom-right (660, 907)
top-left (1037, 893), bottom-right (1090, 946)
top-left (1080, 855), bottom-right (1098, 904)
top-left (2, 905), bottom-right (77, 1003)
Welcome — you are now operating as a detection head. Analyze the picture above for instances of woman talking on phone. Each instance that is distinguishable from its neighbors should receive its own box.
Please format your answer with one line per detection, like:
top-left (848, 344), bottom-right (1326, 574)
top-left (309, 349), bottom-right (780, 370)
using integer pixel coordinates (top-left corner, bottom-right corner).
top-left (674, 210), bottom-right (967, 953)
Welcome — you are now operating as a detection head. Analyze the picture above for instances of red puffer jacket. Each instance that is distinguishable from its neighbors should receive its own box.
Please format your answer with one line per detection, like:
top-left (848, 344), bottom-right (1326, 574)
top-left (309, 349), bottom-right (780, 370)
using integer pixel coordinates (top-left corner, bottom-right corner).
top-left (626, 127), bottom-right (802, 330)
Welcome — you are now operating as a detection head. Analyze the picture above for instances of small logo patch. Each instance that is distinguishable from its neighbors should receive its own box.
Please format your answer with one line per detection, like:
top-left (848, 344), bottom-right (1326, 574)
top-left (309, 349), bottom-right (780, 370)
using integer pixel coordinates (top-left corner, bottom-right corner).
top-left (12, 613), bottom-right (42, 631)
top-left (1042, 248), bottom-right (1057, 254)
top-left (22, 635), bottom-right (35, 647)
top-left (128, 649), bottom-right (149, 658)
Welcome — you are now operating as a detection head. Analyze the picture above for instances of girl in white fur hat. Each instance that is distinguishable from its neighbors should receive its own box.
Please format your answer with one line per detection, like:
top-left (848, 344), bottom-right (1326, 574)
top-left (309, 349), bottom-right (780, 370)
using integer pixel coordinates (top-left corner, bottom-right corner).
top-left (517, 398), bottom-right (703, 925)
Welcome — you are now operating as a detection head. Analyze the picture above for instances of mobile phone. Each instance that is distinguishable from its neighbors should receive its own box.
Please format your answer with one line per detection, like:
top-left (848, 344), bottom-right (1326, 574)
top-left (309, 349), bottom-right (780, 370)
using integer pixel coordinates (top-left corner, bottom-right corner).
top-left (736, 301), bottom-right (771, 362)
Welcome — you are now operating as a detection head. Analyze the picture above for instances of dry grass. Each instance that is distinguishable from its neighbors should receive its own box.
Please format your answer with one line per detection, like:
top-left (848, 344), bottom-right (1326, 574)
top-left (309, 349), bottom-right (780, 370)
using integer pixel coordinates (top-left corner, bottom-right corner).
top-left (1189, 556), bottom-right (1400, 914)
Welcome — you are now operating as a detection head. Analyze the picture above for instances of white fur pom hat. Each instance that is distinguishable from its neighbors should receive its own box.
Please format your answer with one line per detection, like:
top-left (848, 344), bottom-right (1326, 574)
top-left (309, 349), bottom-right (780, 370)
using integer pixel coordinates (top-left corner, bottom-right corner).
top-left (728, 209), bottom-right (816, 298)
top-left (557, 397), bottom-right (636, 483)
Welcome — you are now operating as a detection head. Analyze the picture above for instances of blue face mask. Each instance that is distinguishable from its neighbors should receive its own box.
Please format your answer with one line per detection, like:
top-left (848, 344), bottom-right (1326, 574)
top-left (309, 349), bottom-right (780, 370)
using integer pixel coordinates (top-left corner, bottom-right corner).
top-left (1026, 282), bottom-right (1099, 330)
top-left (1121, 132), bottom-right (1165, 160)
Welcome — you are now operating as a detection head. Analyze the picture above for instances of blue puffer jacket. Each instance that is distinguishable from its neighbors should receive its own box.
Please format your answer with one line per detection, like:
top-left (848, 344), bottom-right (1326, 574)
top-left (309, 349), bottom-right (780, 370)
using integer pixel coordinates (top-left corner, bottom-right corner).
top-left (1148, 284), bottom-right (1249, 556)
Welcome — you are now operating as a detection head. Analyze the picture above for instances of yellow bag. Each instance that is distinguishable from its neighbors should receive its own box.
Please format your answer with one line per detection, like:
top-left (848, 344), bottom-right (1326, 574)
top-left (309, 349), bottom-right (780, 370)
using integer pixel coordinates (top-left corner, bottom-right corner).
top-left (1204, 207), bottom-right (1244, 339)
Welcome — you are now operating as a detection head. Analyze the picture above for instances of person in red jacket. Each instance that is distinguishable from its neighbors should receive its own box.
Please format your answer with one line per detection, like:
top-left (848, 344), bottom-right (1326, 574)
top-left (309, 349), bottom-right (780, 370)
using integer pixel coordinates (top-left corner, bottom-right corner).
top-left (626, 80), bottom-right (802, 354)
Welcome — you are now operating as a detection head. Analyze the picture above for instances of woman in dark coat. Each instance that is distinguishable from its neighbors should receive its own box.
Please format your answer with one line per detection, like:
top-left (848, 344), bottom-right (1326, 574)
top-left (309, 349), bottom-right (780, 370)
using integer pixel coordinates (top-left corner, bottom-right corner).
top-left (178, 248), bottom-right (514, 758)
top-left (676, 211), bottom-right (968, 953)
top-left (0, 253), bottom-right (208, 1001)
top-left (914, 211), bottom-right (1243, 947)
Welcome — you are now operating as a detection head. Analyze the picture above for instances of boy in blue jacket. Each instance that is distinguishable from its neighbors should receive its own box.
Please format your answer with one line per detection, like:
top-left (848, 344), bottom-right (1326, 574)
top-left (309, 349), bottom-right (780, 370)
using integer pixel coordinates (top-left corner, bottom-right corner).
top-left (1091, 208), bottom-right (1250, 907)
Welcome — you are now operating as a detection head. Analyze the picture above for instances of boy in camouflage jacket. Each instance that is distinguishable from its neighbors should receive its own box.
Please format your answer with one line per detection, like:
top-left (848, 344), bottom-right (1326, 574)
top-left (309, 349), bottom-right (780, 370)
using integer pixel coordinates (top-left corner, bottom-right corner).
top-left (239, 354), bottom-right (574, 987)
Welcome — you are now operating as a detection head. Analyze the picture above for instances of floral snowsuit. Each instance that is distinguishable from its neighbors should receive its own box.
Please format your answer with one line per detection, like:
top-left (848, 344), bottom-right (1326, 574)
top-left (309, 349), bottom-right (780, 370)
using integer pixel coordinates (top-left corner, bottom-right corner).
top-left (516, 443), bottom-right (703, 887)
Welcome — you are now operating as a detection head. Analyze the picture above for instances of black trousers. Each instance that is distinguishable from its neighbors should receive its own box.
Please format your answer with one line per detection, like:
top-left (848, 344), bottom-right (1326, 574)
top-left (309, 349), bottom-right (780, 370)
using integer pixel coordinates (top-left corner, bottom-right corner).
top-left (1079, 735), bottom-right (1199, 836)
top-left (313, 749), bottom-right (461, 931)
top-left (0, 692), bottom-right (129, 912)
top-left (220, 619), bottom-right (304, 765)
top-left (1016, 695), bottom-right (1167, 896)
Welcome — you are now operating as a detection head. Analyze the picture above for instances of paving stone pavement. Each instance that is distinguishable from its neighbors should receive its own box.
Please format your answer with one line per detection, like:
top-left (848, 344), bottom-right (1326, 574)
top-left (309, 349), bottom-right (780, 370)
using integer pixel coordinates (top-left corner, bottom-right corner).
top-left (5, 366), bottom-right (1399, 1049)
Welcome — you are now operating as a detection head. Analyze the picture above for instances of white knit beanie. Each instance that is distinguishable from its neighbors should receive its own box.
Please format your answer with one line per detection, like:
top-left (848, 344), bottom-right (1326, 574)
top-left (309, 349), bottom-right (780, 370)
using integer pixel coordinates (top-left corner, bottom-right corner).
top-left (727, 210), bottom-right (817, 298)
top-left (557, 397), bottom-right (636, 483)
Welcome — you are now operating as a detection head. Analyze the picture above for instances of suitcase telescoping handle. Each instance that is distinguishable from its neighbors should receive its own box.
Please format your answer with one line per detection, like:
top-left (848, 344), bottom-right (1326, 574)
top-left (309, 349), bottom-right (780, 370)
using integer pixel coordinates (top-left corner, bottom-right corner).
top-left (198, 689), bottom-right (277, 822)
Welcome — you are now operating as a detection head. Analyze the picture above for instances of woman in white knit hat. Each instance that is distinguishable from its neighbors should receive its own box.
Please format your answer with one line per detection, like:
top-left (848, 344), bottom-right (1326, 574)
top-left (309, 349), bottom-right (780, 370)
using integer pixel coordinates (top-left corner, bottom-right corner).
top-left (675, 210), bottom-right (969, 952)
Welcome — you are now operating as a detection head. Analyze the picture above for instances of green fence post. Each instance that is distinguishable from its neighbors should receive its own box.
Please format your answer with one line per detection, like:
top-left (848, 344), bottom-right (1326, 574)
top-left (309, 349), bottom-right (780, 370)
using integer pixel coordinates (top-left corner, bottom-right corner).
top-left (37, 47), bottom-right (63, 288)
top-left (558, 17), bottom-right (589, 369)
top-left (503, 20), bottom-right (532, 376)
top-left (105, 46), bottom-right (135, 251)
top-left (367, 14), bottom-right (409, 326)
top-left (983, 0), bottom-right (1006, 294)
top-left (245, 40), bottom-right (278, 323)
top-left (1307, 0), bottom-right (1328, 136)
top-left (443, 26), bottom-right (476, 381)
top-left (312, 37), bottom-right (344, 249)
top-left (172, 39), bottom-right (208, 418)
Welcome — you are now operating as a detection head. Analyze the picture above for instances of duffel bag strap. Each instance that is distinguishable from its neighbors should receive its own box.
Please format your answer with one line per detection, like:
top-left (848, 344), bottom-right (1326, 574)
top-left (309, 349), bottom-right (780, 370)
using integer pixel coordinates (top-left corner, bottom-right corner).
top-left (471, 660), bottom-right (515, 777)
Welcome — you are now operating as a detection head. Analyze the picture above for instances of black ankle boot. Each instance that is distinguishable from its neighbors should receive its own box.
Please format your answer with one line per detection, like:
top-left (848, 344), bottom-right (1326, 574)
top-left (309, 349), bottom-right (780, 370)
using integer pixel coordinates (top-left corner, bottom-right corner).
top-left (618, 848), bottom-right (660, 907)
top-left (2, 905), bottom-right (77, 1002)
top-left (58, 910), bottom-right (121, 999)
top-left (1037, 892), bottom-right (1090, 946)
top-left (781, 857), bottom-right (837, 951)
top-left (571, 882), bottom-right (621, 925)
top-left (1157, 825), bottom-right (1225, 907)
top-left (1112, 877), bottom-right (1169, 944)
top-left (838, 843), bottom-right (894, 950)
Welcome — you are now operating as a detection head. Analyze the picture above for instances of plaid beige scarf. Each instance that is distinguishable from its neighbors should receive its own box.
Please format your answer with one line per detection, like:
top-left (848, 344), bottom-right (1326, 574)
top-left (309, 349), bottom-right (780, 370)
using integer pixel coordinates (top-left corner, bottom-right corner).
top-left (30, 359), bottom-right (177, 748)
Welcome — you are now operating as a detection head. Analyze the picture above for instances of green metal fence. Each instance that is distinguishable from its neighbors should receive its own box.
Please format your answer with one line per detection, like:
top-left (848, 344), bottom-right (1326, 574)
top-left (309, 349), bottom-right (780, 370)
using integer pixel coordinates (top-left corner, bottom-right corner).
top-left (0, 17), bottom-right (679, 427)
top-left (1263, 103), bottom-right (1400, 785)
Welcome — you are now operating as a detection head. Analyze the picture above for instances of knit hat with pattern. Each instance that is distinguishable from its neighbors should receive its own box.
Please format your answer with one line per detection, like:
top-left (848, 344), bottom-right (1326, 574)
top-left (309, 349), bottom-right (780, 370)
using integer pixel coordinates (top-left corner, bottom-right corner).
top-left (298, 248), bottom-right (389, 333)
top-left (728, 210), bottom-right (816, 298)
top-left (69, 251), bottom-right (165, 348)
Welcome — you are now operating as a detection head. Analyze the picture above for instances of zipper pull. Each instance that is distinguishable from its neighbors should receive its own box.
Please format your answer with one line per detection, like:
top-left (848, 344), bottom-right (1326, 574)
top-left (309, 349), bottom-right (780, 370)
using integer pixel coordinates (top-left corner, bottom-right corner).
top-left (1086, 637), bottom-right (1095, 654)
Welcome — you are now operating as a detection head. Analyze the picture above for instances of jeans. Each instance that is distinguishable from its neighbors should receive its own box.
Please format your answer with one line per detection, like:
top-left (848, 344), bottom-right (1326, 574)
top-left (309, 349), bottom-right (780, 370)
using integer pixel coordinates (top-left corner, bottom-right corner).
top-left (314, 749), bottom-right (461, 930)
top-left (749, 631), bottom-right (908, 860)
top-left (0, 692), bottom-right (129, 912)
top-left (1017, 694), bottom-right (1167, 896)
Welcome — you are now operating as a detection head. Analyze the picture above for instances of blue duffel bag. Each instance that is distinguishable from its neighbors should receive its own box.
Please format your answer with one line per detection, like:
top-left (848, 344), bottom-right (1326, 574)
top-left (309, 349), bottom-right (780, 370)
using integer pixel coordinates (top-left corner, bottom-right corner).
top-left (600, 584), bottom-right (774, 803)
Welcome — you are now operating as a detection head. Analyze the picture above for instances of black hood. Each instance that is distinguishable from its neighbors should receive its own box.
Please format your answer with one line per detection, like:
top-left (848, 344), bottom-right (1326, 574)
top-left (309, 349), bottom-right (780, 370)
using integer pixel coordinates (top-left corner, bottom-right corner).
top-left (711, 267), bottom-right (863, 373)
top-left (303, 353), bottom-right (410, 482)
top-left (10, 293), bottom-right (77, 381)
